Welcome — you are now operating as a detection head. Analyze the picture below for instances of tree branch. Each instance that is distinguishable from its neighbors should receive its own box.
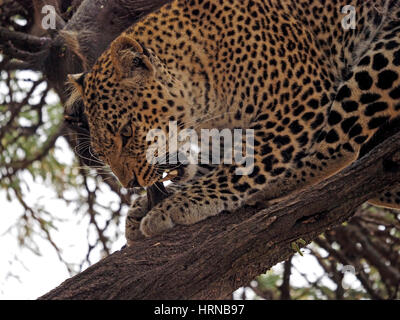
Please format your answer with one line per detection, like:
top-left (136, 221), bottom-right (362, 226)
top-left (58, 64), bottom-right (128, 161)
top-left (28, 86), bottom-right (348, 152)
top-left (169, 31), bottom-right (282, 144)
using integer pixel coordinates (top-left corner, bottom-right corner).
top-left (39, 130), bottom-right (400, 300)
top-left (0, 26), bottom-right (51, 47)
top-left (279, 256), bottom-right (292, 300)
top-left (61, 0), bottom-right (173, 68)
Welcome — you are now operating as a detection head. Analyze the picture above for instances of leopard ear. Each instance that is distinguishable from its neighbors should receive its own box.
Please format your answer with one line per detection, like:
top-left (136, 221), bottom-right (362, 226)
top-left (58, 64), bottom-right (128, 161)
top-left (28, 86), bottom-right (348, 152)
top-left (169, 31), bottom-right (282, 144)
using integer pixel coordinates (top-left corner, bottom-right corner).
top-left (110, 36), bottom-right (154, 80)
top-left (68, 73), bottom-right (86, 94)
top-left (65, 73), bottom-right (86, 112)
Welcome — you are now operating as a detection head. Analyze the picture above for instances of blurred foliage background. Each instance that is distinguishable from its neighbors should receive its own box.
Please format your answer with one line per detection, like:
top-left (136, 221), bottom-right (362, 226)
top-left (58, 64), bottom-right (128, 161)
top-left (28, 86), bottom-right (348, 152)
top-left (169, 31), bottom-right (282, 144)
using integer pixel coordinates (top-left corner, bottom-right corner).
top-left (0, 68), bottom-right (130, 275)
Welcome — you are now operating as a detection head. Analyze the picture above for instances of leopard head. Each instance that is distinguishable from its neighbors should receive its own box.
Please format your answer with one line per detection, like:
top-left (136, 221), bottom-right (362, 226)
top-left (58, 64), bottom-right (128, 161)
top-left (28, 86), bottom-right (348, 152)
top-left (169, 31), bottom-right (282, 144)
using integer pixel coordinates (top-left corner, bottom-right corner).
top-left (68, 35), bottom-right (191, 188)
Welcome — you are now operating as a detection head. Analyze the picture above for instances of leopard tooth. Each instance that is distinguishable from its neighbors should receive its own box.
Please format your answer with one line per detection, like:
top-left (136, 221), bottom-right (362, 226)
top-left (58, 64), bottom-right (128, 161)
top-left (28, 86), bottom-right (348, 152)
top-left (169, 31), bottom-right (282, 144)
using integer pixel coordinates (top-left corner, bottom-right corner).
top-left (160, 170), bottom-right (179, 182)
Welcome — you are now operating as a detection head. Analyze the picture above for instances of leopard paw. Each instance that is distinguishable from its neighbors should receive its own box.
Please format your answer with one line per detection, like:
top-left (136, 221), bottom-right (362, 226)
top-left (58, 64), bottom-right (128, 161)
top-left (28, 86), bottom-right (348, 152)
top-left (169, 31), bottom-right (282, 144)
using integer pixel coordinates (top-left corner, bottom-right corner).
top-left (125, 195), bottom-right (148, 246)
top-left (139, 207), bottom-right (175, 237)
top-left (138, 193), bottom-right (218, 237)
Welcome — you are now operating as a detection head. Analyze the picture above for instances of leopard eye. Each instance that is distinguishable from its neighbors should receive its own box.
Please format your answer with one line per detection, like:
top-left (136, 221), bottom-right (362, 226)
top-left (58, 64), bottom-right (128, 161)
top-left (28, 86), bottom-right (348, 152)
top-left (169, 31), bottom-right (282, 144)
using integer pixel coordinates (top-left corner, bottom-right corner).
top-left (121, 123), bottom-right (132, 137)
top-left (132, 57), bottom-right (141, 67)
top-left (120, 123), bottom-right (132, 147)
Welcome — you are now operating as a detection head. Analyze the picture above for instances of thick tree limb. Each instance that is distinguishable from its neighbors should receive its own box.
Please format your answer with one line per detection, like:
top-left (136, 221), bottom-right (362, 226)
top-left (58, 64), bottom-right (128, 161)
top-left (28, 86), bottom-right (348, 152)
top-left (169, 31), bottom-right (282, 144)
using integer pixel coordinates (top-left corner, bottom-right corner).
top-left (39, 131), bottom-right (400, 300)
top-left (60, 0), bottom-right (173, 68)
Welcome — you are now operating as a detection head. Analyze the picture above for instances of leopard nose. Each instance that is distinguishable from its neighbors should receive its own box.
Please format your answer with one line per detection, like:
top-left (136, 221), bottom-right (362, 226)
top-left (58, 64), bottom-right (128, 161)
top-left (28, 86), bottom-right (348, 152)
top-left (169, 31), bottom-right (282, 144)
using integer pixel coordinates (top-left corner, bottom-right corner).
top-left (127, 178), bottom-right (139, 188)
top-left (127, 172), bottom-right (139, 188)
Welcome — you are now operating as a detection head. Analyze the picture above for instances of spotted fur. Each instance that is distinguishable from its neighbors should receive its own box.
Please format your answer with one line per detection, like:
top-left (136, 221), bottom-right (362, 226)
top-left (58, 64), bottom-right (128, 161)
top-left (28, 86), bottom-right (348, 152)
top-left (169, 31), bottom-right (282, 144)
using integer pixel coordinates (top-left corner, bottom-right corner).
top-left (69, 0), bottom-right (400, 244)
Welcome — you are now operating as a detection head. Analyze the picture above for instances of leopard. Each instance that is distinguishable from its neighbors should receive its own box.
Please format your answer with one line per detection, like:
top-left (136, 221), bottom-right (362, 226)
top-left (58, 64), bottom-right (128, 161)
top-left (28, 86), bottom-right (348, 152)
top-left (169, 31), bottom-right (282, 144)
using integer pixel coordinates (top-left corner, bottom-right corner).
top-left (68, 0), bottom-right (400, 246)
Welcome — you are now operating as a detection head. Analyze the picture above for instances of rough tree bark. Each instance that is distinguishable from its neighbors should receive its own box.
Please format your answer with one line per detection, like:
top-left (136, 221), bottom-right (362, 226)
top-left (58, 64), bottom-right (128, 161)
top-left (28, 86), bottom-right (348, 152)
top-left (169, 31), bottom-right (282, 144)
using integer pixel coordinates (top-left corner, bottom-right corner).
top-left (39, 131), bottom-right (400, 299)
